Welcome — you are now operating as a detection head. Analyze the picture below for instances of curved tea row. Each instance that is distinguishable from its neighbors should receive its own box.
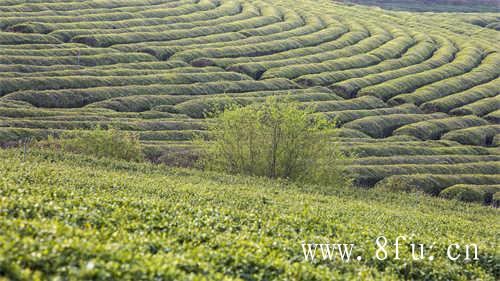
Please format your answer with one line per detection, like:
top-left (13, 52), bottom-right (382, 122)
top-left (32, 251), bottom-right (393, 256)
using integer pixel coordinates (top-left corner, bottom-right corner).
top-left (0, 0), bottom-right (498, 204)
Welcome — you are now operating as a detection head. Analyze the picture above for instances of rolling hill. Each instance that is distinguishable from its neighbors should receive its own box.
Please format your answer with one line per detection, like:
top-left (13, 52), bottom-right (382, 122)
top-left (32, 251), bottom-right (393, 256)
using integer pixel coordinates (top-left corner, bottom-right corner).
top-left (0, 0), bottom-right (498, 202)
top-left (0, 1), bottom-right (499, 279)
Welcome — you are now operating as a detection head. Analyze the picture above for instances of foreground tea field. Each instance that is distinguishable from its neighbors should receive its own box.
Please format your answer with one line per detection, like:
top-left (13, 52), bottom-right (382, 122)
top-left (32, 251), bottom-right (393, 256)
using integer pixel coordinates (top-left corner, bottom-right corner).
top-left (0, 149), bottom-right (498, 280)
top-left (0, 0), bottom-right (499, 201)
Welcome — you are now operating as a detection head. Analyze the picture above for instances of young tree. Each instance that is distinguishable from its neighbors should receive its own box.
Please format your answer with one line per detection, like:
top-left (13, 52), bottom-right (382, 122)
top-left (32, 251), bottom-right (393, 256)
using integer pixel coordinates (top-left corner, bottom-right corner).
top-left (197, 97), bottom-right (353, 187)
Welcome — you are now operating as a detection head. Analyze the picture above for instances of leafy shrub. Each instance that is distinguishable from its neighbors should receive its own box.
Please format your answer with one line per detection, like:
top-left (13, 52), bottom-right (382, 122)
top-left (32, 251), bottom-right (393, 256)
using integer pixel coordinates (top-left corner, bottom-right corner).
top-left (493, 192), bottom-right (500, 207)
top-left (197, 97), bottom-right (353, 186)
top-left (375, 174), bottom-right (500, 195)
top-left (439, 184), bottom-right (500, 204)
top-left (46, 127), bottom-right (143, 162)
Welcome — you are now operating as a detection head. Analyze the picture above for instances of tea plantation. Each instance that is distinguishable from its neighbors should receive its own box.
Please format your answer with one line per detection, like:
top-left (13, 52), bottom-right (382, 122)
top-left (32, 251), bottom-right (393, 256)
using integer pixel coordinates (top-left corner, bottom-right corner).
top-left (0, 148), bottom-right (499, 280)
top-left (0, 0), bottom-right (499, 203)
top-left (0, 1), bottom-right (499, 278)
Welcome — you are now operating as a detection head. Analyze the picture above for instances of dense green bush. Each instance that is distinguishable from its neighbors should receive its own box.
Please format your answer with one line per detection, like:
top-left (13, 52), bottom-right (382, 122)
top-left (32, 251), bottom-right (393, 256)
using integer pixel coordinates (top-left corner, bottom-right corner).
top-left (440, 184), bottom-right (500, 204)
top-left (348, 162), bottom-right (499, 187)
top-left (450, 95), bottom-right (500, 116)
top-left (197, 97), bottom-right (353, 186)
top-left (393, 115), bottom-right (489, 140)
top-left (357, 45), bottom-right (485, 101)
top-left (442, 125), bottom-right (500, 146)
top-left (420, 78), bottom-right (499, 113)
top-left (388, 53), bottom-right (500, 106)
top-left (375, 174), bottom-right (500, 195)
top-left (493, 192), bottom-right (500, 207)
top-left (330, 35), bottom-right (457, 98)
top-left (343, 113), bottom-right (447, 138)
top-left (46, 127), bottom-right (143, 162)
top-left (4, 78), bottom-right (299, 108)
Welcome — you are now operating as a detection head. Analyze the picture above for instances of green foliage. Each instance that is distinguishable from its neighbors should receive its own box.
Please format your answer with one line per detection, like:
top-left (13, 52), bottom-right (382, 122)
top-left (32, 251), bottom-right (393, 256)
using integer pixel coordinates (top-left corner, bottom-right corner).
top-left (440, 184), bottom-right (500, 204)
top-left (0, 0), bottom-right (498, 202)
top-left (46, 127), bottom-right (143, 162)
top-left (0, 149), bottom-right (498, 280)
top-left (375, 174), bottom-right (500, 195)
top-left (348, 162), bottom-right (499, 187)
top-left (393, 115), bottom-right (489, 140)
top-left (197, 97), bottom-right (353, 186)
top-left (442, 125), bottom-right (500, 146)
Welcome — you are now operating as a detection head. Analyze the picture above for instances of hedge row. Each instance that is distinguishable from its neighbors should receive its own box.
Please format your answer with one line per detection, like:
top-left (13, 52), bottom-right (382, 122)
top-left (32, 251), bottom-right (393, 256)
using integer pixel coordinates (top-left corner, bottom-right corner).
top-left (335, 139), bottom-right (457, 147)
top-left (450, 95), bottom-right (500, 116)
top-left (85, 95), bottom-right (193, 112)
top-left (388, 53), bottom-right (500, 105)
top-left (293, 33), bottom-right (436, 87)
top-left (259, 24), bottom-right (395, 80)
top-left (0, 46), bottom-right (117, 56)
top-left (0, 60), bottom-right (192, 75)
top-left (0, 0), bottom-right (174, 13)
top-left (332, 135), bottom-right (435, 143)
top-left (357, 44), bottom-right (487, 101)
top-left (494, 134), bottom-right (500, 147)
top-left (442, 125), bottom-right (500, 146)
top-left (440, 184), bottom-right (500, 204)
top-left (173, 17), bottom-right (348, 63)
top-left (0, 65), bottom-right (225, 78)
top-left (158, 14), bottom-right (331, 62)
top-left (320, 129), bottom-right (369, 139)
top-left (0, 52), bottom-right (156, 67)
top-left (494, 192), bottom-right (500, 207)
top-left (0, 107), bottom-right (175, 120)
top-left (169, 92), bottom-right (343, 118)
top-left (46, 1), bottom-right (244, 41)
top-left (0, 99), bottom-right (25, 106)
top-left (72, 8), bottom-right (281, 47)
top-left (0, 119), bottom-right (206, 131)
top-left (0, 127), bottom-right (59, 142)
top-left (375, 174), bottom-right (500, 195)
top-left (112, 14), bottom-right (340, 59)
top-left (343, 113), bottom-right (447, 138)
top-left (0, 127), bottom-right (205, 142)
top-left (3, 0), bottom-right (208, 33)
top-left (393, 115), bottom-right (489, 140)
top-left (0, 0), bottom-right (218, 29)
top-left (0, 72), bottom-right (251, 96)
top-left (214, 20), bottom-right (366, 77)
top-left (345, 144), bottom-right (494, 157)
top-left (348, 162), bottom-right (500, 187)
top-left (319, 104), bottom-right (421, 125)
top-left (307, 96), bottom-right (386, 113)
top-left (4, 78), bottom-right (300, 108)
top-left (137, 130), bottom-right (206, 141)
top-left (0, 31), bottom-right (61, 44)
top-left (102, 3), bottom-right (264, 52)
top-left (352, 155), bottom-right (500, 165)
top-left (330, 35), bottom-right (457, 98)
top-left (484, 109), bottom-right (500, 123)
top-left (292, 30), bottom-right (417, 85)
top-left (3, 2), bottom-right (190, 19)
top-left (419, 77), bottom-right (499, 113)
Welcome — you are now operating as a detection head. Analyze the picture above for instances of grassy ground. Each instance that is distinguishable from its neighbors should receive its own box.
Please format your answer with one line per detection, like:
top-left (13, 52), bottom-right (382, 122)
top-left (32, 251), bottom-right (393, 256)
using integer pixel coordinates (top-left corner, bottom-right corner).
top-left (0, 148), bottom-right (498, 280)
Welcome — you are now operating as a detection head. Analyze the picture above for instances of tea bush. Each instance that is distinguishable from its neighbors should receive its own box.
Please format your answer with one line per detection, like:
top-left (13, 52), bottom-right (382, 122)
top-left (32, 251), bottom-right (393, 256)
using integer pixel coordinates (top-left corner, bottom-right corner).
top-left (46, 126), bottom-right (143, 162)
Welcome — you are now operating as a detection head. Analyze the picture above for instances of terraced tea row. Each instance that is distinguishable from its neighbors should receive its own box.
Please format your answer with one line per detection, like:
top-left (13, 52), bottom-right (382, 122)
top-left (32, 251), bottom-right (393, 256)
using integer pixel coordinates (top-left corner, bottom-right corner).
top-left (0, 0), bottom-right (498, 202)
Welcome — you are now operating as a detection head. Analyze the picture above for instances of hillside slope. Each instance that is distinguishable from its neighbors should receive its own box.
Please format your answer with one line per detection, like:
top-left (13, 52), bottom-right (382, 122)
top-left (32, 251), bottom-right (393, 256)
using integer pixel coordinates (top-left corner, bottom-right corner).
top-left (0, 0), bottom-right (499, 197)
top-left (0, 149), bottom-right (498, 280)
